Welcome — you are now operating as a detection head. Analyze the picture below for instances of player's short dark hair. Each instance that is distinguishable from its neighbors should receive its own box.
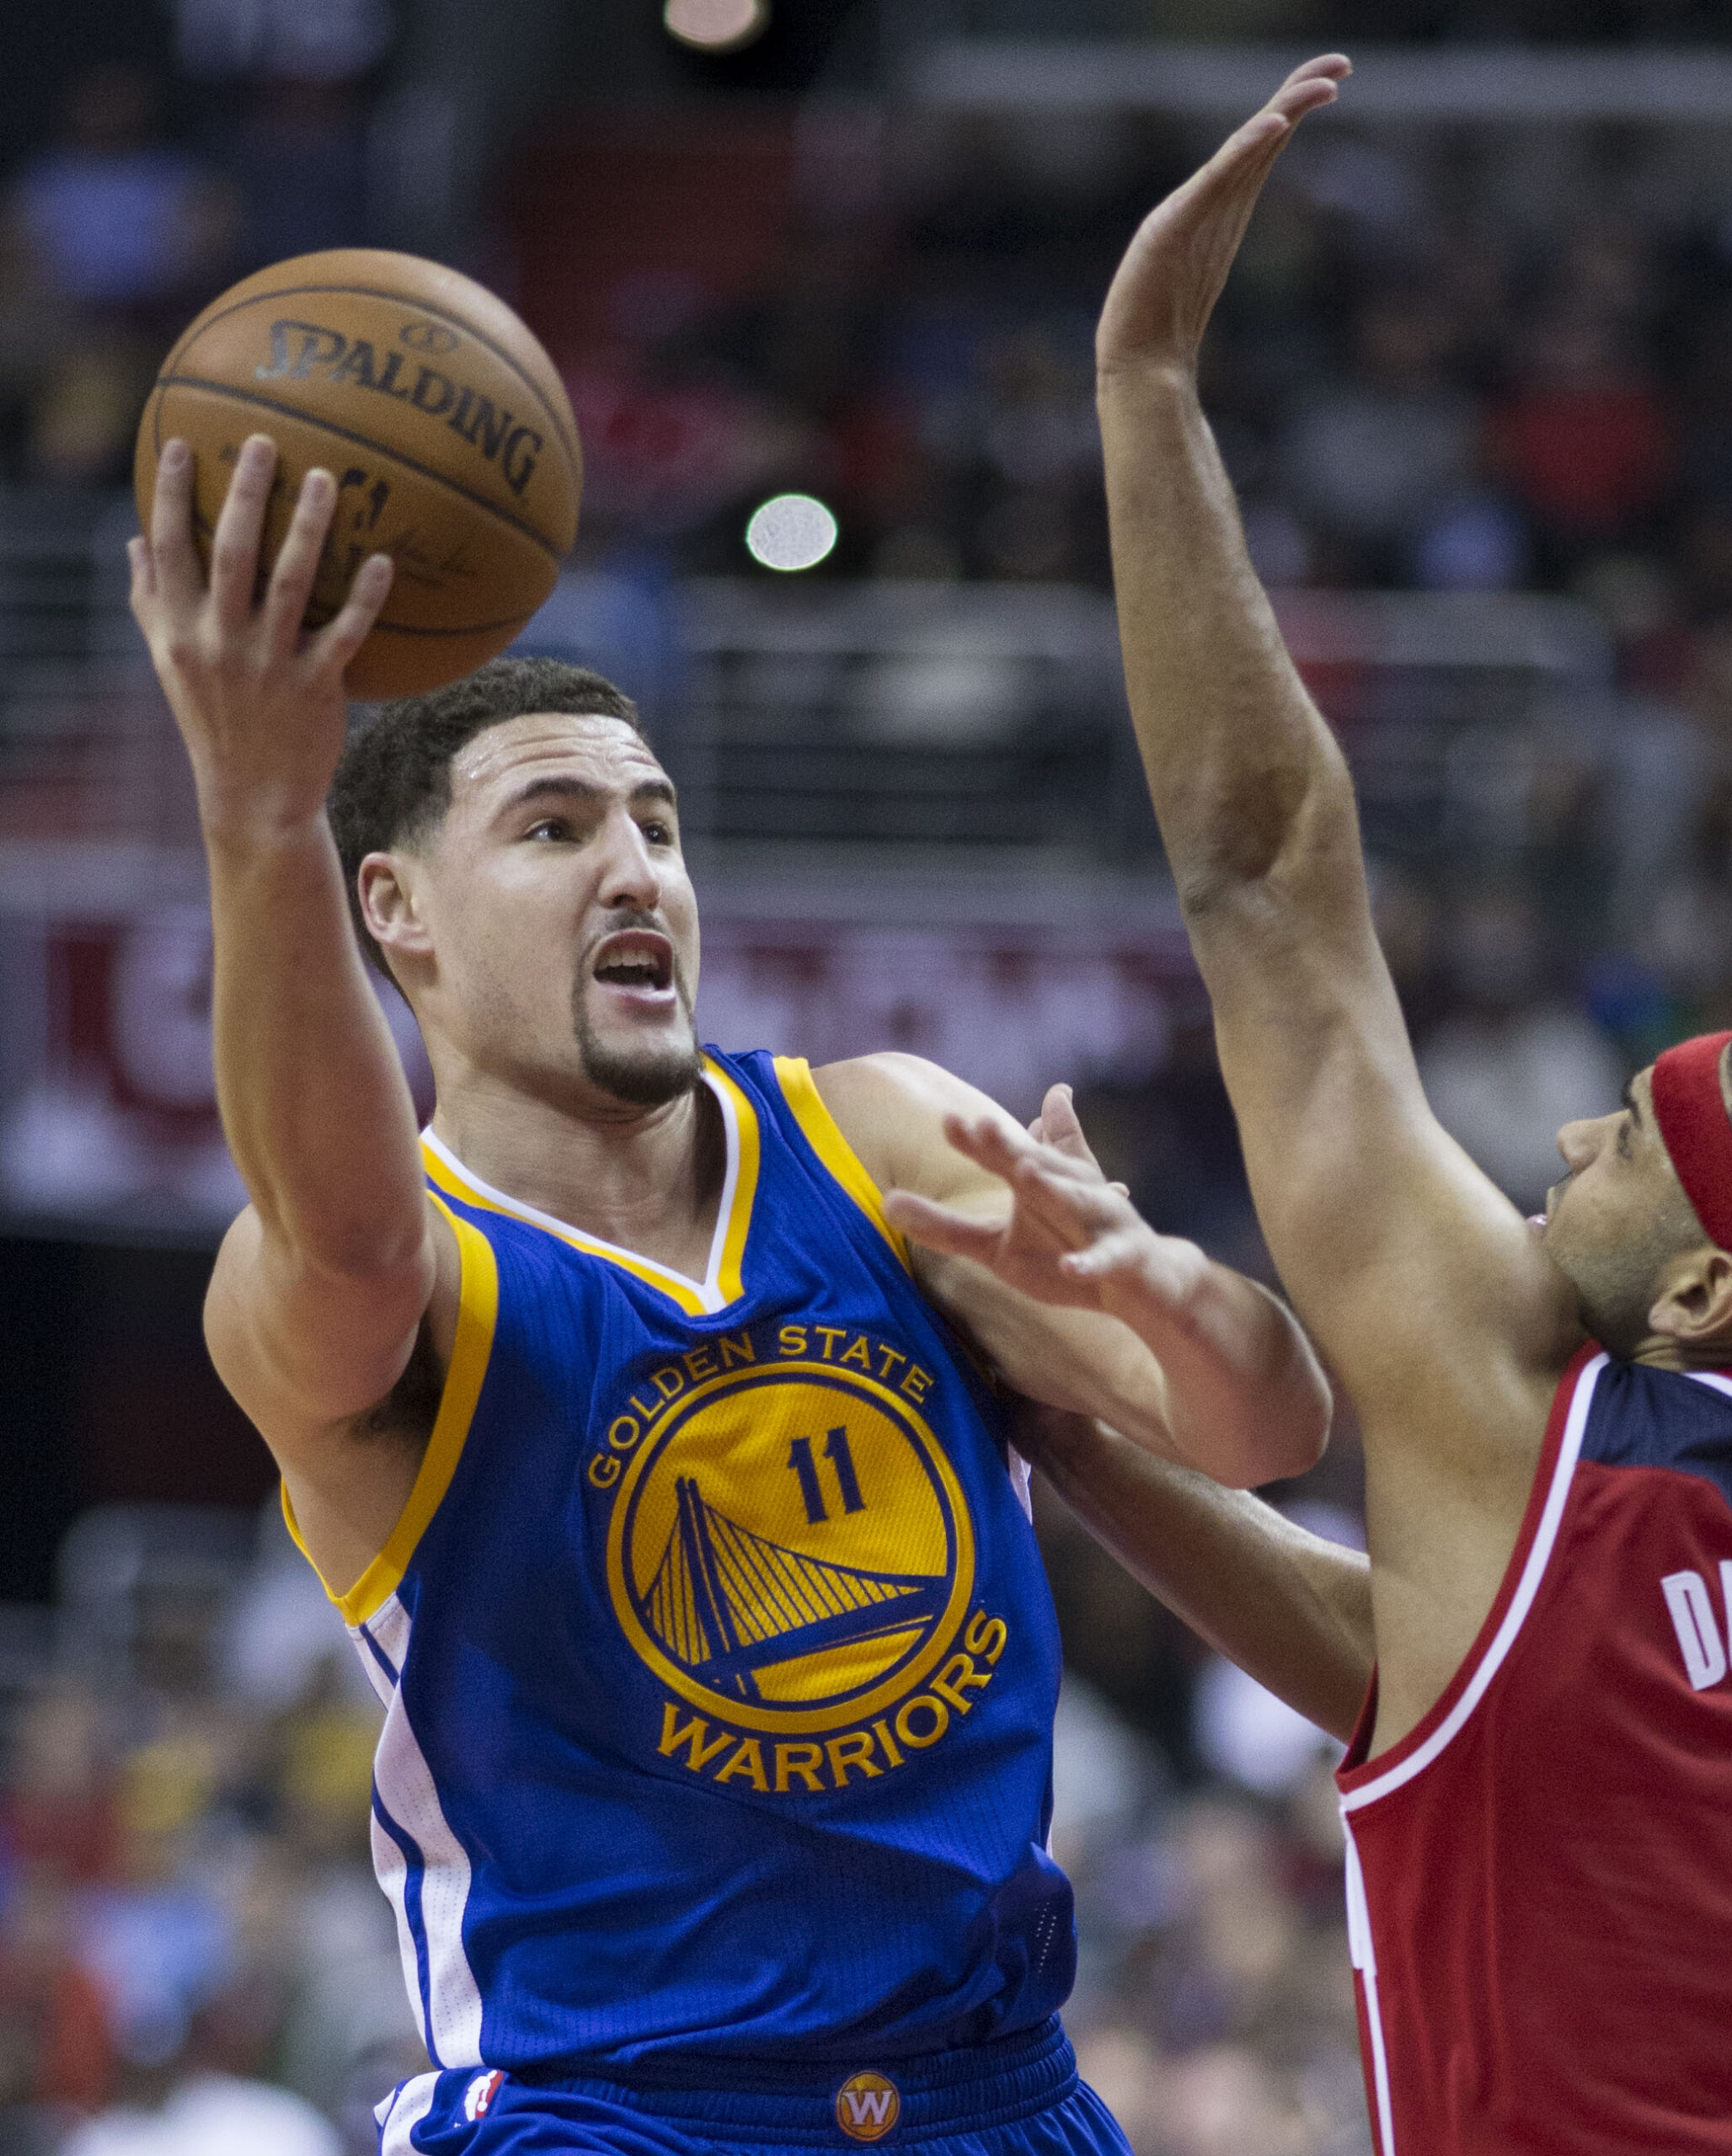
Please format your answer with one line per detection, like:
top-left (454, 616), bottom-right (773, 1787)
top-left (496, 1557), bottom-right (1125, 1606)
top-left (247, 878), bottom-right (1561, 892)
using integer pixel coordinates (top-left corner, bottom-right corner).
top-left (329, 656), bottom-right (646, 975)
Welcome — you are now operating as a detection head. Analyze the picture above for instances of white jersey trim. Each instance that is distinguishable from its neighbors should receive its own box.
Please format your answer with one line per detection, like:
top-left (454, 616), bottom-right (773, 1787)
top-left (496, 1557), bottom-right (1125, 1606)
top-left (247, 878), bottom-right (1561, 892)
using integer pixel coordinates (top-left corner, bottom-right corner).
top-left (420, 1063), bottom-right (745, 1314)
top-left (1340, 1351), bottom-right (1606, 1815)
top-left (377, 2072), bottom-right (439, 2154)
top-left (1343, 1822), bottom-right (1397, 2156)
top-left (356, 1593), bottom-right (486, 2073)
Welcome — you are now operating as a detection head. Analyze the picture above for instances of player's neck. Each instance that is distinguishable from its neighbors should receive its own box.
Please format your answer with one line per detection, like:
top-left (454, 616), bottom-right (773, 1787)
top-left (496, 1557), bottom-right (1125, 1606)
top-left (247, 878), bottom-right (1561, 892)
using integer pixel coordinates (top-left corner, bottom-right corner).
top-left (429, 1073), bottom-right (727, 1279)
top-left (1630, 1339), bottom-right (1732, 1377)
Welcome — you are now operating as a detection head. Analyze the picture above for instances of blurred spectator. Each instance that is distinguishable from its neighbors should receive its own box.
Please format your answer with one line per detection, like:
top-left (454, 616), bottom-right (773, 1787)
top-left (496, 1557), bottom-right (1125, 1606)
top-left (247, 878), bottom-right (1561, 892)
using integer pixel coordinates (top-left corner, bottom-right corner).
top-left (223, 82), bottom-right (370, 270)
top-left (1280, 291), bottom-right (1479, 584)
top-left (61, 2067), bottom-right (338, 2156)
top-left (3, 1694), bottom-right (116, 1888)
top-left (8, 68), bottom-right (231, 316)
top-left (2, 66), bottom-right (234, 484)
top-left (0, 1492), bottom-right (424, 2151)
top-left (0, 1874), bottom-right (113, 2120)
top-left (1489, 311), bottom-right (1674, 571)
top-left (171, 0), bottom-right (390, 83)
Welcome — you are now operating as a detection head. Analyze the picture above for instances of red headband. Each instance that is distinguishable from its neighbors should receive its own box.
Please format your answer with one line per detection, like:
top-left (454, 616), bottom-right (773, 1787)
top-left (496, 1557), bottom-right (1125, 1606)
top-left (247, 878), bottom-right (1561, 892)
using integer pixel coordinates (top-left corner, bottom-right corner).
top-left (1650, 1031), bottom-right (1732, 1251)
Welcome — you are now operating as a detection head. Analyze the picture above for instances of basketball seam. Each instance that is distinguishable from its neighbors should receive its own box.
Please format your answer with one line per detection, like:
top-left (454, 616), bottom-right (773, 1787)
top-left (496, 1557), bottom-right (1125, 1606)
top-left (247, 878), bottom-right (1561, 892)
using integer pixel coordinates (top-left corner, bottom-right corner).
top-left (153, 374), bottom-right (568, 563)
top-left (324, 613), bottom-right (534, 640)
top-left (162, 279), bottom-right (580, 477)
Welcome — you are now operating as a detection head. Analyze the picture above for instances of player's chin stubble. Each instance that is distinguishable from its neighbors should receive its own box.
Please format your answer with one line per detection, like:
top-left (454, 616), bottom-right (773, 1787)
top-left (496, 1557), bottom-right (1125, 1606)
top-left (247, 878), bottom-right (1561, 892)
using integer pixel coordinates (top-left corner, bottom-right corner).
top-left (570, 967), bottom-right (703, 1109)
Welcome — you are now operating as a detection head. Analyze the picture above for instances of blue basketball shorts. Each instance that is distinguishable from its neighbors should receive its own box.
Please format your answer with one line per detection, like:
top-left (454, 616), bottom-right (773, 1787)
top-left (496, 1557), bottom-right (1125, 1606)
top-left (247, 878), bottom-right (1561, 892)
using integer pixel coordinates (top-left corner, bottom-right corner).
top-left (375, 2018), bottom-right (1130, 2156)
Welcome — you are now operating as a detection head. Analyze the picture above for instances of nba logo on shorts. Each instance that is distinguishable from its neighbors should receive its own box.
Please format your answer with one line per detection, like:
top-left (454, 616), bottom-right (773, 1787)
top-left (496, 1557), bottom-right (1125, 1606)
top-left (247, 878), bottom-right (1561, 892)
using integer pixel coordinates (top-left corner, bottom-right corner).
top-left (464, 2071), bottom-right (505, 2121)
top-left (835, 2070), bottom-right (900, 2142)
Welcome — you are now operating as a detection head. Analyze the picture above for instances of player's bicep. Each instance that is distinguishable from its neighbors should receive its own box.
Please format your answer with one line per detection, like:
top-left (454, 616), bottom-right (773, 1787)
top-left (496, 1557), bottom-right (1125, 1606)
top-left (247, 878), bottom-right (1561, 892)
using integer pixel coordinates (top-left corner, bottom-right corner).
top-left (203, 1193), bottom-right (451, 1466)
top-left (1208, 943), bottom-right (1575, 1404)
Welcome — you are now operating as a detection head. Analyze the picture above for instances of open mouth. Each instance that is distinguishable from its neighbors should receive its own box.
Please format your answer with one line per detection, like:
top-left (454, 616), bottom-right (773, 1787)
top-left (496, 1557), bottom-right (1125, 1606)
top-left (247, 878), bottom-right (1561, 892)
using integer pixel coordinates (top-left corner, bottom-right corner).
top-left (590, 928), bottom-right (676, 1000)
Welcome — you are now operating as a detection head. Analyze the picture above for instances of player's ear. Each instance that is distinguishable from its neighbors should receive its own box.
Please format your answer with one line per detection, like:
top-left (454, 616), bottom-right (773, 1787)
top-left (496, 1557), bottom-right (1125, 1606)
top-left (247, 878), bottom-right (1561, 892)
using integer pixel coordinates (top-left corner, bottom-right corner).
top-left (1648, 1246), bottom-right (1732, 1350)
top-left (359, 851), bottom-right (432, 964)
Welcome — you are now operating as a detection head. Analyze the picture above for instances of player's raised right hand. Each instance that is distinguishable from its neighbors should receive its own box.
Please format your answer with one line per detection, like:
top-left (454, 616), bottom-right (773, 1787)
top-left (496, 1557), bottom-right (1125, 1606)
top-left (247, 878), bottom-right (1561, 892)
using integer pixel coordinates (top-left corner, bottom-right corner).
top-left (128, 432), bottom-right (393, 837)
top-left (1095, 53), bottom-right (1349, 381)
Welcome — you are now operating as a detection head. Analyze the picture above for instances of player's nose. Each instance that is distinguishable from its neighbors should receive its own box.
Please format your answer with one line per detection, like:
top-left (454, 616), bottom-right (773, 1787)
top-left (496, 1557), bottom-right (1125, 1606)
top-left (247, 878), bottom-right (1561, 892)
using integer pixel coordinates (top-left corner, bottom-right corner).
top-left (595, 805), bottom-right (662, 910)
top-left (1554, 1114), bottom-right (1606, 1171)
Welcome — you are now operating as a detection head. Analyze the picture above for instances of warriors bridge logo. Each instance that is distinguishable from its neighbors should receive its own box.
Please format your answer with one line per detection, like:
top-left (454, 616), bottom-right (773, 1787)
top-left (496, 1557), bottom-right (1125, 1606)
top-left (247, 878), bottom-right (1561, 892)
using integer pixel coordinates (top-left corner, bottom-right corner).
top-left (604, 1348), bottom-right (986, 1756)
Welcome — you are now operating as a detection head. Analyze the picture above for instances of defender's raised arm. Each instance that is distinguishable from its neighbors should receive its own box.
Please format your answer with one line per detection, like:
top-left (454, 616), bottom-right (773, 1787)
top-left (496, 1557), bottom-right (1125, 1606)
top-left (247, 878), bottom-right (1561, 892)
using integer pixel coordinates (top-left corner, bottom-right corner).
top-left (1094, 62), bottom-right (1577, 1445)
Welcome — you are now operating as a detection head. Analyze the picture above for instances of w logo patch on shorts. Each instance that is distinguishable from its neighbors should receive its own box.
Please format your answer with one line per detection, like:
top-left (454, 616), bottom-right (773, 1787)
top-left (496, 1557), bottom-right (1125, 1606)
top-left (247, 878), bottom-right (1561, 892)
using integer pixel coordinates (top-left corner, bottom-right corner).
top-left (835, 2071), bottom-right (901, 2142)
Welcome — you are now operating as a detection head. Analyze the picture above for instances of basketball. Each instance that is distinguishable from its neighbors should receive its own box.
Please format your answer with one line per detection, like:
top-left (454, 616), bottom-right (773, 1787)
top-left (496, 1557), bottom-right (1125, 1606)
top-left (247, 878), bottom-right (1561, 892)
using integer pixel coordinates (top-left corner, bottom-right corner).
top-left (134, 248), bottom-right (582, 699)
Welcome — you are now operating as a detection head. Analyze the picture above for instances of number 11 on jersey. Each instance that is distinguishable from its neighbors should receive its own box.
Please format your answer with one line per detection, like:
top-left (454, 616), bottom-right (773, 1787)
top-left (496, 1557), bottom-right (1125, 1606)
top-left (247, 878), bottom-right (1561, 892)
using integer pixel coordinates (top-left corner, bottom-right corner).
top-left (788, 1429), bottom-right (867, 1524)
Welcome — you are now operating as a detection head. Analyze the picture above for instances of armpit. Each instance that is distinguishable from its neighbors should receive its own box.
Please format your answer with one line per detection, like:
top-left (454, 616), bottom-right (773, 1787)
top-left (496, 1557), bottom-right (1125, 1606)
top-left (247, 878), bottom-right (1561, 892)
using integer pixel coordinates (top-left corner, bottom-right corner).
top-left (345, 1318), bottom-right (442, 1450)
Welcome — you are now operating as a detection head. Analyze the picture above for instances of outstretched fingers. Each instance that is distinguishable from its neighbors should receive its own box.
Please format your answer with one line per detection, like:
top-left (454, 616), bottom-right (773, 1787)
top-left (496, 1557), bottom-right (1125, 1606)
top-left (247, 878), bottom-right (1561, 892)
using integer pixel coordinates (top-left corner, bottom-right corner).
top-left (1059, 1224), bottom-right (1161, 1283)
top-left (307, 551), bottom-right (393, 680)
top-left (1002, 1153), bottom-right (1127, 1253)
top-left (1099, 51), bottom-right (1350, 372)
top-left (1189, 56), bottom-right (1350, 216)
top-left (259, 467), bottom-right (337, 656)
top-left (1271, 52), bottom-right (1353, 108)
top-left (209, 435), bottom-right (279, 632)
top-left (126, 535), bottom-right (157, 616)
top-left (147, 439), bottom-right (206, 613)
top-left (1033, 1083), bottom-right (1089, 1162)
top-left (936, 1111), bottom-right (1034, 1185)
top-left (880, 1189), bottom-right (1006, 1262)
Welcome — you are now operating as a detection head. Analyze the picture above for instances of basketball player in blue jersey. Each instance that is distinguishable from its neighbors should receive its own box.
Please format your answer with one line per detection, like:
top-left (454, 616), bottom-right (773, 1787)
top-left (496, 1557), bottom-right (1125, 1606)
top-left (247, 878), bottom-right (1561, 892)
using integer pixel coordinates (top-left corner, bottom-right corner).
top-left (126, 433), bottom-right (1371, 2156)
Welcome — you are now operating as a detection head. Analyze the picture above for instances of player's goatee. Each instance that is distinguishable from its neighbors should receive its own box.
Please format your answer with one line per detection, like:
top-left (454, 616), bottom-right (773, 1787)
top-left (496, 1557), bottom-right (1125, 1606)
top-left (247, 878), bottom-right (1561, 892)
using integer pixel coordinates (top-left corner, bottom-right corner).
top-left (571, 967), bottom-right (702, 1108)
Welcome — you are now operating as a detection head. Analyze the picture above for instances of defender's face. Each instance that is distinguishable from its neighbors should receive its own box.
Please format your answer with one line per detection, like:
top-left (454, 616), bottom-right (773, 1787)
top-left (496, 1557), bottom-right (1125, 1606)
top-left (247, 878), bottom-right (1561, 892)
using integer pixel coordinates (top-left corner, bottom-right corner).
top-left (1545, 1070), bottom-right (1667, 1251)
top-left (1542, 1066), bottom-right (1698, 1353)
top-left (411, 712), bottom-right (701, 1108)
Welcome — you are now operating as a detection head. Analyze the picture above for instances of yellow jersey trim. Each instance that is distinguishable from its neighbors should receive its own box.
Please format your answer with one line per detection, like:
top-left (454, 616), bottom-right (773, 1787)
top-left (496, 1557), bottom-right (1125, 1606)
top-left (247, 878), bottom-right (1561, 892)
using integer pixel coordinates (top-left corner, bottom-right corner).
top-left (703, 1056), bottom-right (760, 1307)
top-left (281, 1194), bottom-right (500, 1626)
top-left (416, 1059), bottom-right (761, 1317)
top-left (773, 1056), bottom-right (911, 1273)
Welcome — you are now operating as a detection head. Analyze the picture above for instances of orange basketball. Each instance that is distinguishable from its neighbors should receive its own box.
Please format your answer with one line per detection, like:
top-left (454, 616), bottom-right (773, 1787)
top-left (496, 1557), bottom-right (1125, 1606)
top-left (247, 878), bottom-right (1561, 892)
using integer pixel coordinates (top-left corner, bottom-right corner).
top-left (135, 248), bottom-right (582, 699)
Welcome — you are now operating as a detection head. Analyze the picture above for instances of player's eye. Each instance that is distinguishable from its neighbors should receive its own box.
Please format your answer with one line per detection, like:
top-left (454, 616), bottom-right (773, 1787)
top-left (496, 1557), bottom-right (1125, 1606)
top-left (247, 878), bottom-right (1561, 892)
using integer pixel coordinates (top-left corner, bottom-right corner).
top-left (525, 818), bottom-right (569, 842)
top-left (640, 819), bottom-right (675, 846)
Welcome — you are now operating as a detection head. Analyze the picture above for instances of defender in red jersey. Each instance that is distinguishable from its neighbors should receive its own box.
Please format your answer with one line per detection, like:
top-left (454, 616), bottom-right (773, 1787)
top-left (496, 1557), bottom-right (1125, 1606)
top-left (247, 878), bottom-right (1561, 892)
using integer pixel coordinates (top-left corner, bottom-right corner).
top-left (887, 57), bottom-right (1732, 2156)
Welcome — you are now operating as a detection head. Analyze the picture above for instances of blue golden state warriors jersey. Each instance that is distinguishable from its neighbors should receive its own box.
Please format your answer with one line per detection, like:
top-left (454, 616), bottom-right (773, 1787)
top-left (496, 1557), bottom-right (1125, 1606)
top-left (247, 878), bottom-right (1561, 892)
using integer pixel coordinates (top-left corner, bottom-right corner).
top-left (288, 1049), bottom-right (1075, 2079)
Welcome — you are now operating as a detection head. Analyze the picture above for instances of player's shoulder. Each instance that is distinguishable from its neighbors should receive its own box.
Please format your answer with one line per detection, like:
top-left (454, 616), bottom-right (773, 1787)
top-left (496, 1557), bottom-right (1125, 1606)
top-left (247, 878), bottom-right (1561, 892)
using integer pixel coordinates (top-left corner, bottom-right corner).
top-left (1584, 1354), bottom-right (1732, 1475)
top-left (807, 1054), bottom-right (1009, 1202)
top-left (809, 1049), bottom-right (975, 1115)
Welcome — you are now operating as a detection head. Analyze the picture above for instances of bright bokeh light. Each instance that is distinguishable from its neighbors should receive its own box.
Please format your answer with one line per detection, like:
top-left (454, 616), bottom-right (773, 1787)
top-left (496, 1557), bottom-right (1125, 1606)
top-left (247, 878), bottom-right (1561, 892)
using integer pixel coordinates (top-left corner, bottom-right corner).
top-left (663, 0), bottom-right (769, 52)
top-left (746, 494), bottom-right (839, 574)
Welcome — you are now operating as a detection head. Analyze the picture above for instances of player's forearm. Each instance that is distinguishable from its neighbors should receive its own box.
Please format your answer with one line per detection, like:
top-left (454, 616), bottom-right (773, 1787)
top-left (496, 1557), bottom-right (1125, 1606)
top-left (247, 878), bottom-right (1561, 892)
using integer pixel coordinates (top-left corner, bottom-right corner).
top-left (1098, 369), bottom-right (1366, 942)
top-left (1104, 1248), bottom-right (1331, 1488)
top-left (930, 1246), bottom-right (1325, 1489)
top-left (1029, 1409), bottom-right (1371, 1742)
top-left (918, 1251), bottom-right (1169, 1448)
top-left (205, 810), bottom-right (430, 1283)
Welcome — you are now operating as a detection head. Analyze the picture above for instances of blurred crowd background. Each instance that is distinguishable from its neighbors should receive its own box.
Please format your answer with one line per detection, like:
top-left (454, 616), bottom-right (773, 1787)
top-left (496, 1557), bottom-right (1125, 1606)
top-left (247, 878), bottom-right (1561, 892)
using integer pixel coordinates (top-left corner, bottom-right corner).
top-left (3, 0), bottom-right (1732, 2149)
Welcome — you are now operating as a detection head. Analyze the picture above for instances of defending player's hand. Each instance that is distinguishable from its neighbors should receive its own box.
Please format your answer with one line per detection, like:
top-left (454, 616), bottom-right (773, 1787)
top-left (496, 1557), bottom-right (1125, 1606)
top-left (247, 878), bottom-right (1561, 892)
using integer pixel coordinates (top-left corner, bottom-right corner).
top-left (884, 1082), bottom-right (1211, 1331)
top-left (1095, 53), bottom-right (1349, 379)
top-left (128, 432), bottom-right (393, 833)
